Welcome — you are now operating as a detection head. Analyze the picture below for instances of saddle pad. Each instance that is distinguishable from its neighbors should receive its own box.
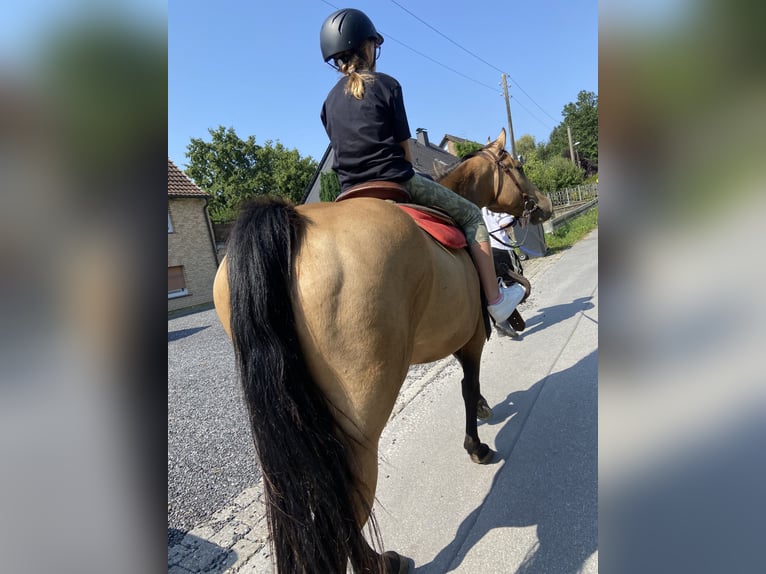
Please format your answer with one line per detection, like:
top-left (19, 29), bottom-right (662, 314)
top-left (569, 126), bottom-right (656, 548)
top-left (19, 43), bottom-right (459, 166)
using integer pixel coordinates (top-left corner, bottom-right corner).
top-left (398, 205), bottom-right (467, 249)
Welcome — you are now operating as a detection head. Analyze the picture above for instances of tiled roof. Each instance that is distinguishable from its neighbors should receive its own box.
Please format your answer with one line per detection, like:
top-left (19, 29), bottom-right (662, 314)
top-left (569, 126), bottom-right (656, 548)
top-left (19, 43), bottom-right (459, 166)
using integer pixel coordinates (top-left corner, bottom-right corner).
top-left (168, 158), bottom-right (209, 197)
top-left (409, 137), bottom-right (457, 175)
top-left (438, 133), bottom-right (470, 147)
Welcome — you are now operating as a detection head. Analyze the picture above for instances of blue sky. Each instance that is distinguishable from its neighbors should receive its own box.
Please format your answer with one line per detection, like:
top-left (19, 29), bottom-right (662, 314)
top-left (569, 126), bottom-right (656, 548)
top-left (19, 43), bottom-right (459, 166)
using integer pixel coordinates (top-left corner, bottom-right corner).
top-left (169, 0), bottom-right (597, 169)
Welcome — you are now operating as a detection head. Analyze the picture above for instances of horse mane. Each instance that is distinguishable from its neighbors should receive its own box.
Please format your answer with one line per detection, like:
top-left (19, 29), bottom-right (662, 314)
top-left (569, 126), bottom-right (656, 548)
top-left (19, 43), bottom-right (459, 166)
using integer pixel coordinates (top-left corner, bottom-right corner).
top-left (431, 155), bottom-right (466, 182)
top-left (432, 144), bottom-right (493, 182)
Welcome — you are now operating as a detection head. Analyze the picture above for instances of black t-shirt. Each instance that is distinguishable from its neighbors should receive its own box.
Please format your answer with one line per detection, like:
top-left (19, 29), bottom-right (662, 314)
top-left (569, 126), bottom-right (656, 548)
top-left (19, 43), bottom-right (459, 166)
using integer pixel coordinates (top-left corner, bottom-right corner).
top-left (321, 72), bottom-right (415, 191)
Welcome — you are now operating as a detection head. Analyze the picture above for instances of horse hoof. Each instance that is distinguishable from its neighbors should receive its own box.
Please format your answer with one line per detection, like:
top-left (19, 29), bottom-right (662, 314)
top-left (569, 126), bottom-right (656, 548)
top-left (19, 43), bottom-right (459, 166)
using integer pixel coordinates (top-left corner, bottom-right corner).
top-left (382, 550), bottom-right (413, 574)
top-left (470, 446), bottom-right (495, 465)
top-left (477, 398), bottom-right (493, 420)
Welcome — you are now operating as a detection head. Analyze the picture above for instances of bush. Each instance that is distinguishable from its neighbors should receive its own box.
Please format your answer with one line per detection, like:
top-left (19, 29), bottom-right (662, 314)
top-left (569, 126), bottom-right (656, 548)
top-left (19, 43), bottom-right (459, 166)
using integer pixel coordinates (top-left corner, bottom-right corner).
top-left (526, 155), bottom-right (585, 193)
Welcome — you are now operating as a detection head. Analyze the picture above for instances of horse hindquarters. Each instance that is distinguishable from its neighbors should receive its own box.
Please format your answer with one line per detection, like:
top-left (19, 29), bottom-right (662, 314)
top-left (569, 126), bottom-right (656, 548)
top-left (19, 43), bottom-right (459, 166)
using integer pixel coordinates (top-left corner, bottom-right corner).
top-left (220, 197), bottom-right (384, 574)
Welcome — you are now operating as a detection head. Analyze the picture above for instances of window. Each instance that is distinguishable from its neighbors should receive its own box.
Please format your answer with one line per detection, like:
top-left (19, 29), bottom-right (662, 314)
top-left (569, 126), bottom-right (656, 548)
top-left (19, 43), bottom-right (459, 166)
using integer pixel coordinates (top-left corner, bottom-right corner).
top-left (168, 265), bottom-right (188, 298)
top-left (168, 212), bottom-right (174, 233)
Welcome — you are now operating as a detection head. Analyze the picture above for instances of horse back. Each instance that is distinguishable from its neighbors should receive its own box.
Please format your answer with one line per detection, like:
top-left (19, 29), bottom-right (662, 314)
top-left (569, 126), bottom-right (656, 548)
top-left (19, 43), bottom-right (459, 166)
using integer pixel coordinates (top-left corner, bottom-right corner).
top-left (294, 199), bottom-right (480, 353)
top-left (292, 199), bottom-right (481, 436)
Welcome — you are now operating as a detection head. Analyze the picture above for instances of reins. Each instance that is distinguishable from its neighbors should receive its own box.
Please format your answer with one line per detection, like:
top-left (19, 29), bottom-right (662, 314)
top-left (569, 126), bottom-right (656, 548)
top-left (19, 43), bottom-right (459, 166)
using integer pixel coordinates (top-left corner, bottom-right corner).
top-left (487, 221), bottom-right (530, 249)
top-left (464, 148), bottom-right (540, 220)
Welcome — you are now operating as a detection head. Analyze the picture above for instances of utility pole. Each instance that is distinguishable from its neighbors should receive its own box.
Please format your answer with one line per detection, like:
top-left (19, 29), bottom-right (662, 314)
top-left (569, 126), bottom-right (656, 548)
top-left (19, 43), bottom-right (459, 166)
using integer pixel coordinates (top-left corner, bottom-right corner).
top-left (501, 73), bottom-right (517, 158)
top-left (567, 124), bottom-right (576, 165)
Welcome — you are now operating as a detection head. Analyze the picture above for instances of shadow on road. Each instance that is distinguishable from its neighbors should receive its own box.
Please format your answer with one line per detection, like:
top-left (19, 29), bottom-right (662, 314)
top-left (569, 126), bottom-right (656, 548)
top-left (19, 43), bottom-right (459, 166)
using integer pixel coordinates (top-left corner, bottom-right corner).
top-left (519, 296), bottom-right (595, 339)
top-left (416, 350), bottom-right (597, 573)
top-left (168, 530), bottom-right (238, 573)
top-left (168, 326), bottom-right (209, 342)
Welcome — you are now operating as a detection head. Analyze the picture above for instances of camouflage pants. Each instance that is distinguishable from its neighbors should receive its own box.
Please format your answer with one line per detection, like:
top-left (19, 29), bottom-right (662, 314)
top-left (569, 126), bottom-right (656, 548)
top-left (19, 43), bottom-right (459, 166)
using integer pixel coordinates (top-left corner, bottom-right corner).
top-left (403, 174), bottom-right (489, 244)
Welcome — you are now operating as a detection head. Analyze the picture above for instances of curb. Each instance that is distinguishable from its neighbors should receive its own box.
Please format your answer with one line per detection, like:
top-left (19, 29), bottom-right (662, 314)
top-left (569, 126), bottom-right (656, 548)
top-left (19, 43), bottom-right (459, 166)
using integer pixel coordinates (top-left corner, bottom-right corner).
top-left (543, 198), bottom-right (598, 233)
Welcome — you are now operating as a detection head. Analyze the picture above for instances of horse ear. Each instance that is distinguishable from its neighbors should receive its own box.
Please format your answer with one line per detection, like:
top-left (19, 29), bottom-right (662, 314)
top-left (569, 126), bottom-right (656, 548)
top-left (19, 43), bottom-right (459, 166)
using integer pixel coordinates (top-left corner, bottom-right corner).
top-left (496, 128), bottom-right (507, 149)
top-left (488, 128), bottom-right (506, 151)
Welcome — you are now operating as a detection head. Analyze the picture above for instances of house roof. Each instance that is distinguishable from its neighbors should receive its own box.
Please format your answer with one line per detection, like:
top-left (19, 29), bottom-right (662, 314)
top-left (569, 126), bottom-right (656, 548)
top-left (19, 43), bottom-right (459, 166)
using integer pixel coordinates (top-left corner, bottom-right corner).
top-left (438, 133), bottom-right (472, 148)
top-left (299, 144), bottom-right (334, 204)
top-left (168, 158), bottom-right (209, 198)
top-left (301, 129), bottom-right (461, 204)
top-left (409, 136), bottom-right (456, 174)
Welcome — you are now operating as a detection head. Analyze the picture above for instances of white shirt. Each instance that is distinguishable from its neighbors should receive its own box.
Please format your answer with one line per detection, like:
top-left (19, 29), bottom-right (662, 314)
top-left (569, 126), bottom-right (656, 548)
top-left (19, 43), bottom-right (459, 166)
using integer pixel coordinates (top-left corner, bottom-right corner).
top-left (481, 207), bottom-right (516, 251)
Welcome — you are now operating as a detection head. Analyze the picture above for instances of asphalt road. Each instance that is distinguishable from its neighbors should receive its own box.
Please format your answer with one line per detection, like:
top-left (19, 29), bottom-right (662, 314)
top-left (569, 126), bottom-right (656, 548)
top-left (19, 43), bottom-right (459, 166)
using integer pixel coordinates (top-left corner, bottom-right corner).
top-left (373, 228), bottom-right (598, 572)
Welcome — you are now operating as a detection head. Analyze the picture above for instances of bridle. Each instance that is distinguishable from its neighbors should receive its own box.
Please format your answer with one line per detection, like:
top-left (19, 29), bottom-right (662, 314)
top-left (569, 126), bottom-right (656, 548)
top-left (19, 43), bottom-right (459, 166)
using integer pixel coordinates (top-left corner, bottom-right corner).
top-left (486, 214), bottom-right (530, 249)
top-left (465, 148), bottom-right (540, 219)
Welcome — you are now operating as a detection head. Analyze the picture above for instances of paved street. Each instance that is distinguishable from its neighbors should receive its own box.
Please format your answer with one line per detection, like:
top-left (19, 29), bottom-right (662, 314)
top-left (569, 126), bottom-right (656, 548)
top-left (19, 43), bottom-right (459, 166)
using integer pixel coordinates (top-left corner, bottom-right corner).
top-left (168, 228), bottom-right (598, 573)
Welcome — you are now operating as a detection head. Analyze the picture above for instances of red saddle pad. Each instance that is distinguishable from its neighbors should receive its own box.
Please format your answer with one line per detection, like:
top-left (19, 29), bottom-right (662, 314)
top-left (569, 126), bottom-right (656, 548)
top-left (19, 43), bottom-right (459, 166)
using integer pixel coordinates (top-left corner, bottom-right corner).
top-left (397, 205), bottom-right (467, 249)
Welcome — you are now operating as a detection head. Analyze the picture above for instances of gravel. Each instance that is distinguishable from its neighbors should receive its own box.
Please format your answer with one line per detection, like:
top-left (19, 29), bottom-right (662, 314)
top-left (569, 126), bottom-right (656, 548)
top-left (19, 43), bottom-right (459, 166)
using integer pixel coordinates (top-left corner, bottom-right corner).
top-left (168, 307), bottom-right (258, 543)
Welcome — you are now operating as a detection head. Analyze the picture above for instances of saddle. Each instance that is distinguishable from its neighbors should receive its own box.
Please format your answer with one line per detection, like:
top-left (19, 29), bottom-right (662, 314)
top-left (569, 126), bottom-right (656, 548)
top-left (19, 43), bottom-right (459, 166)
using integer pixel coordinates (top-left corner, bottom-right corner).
top-left (336, 181), bottom-right (467, 249)
top-left (335, 181), bottom-right (528, 334)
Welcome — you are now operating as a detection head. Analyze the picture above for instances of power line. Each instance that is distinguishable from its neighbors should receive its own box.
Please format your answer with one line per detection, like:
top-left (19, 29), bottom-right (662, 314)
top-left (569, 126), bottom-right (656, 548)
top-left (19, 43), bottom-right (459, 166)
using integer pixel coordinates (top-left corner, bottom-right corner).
top-left (387, 0), bottom-right (560, 125)
top-left (318, 2), bottom-right (500, 98)
top-left (318, 0), bottom-right (554, 131)
top-left (389, 0), bottom-right (504, 75)
top-left (506, 91), bottom-right (551, 132)
top-left (387, 34), bottom-right (553, 131)
top-left (382, 32), bottom-right (501, 94)
top-left (503, 75), bottom-right (560, 125)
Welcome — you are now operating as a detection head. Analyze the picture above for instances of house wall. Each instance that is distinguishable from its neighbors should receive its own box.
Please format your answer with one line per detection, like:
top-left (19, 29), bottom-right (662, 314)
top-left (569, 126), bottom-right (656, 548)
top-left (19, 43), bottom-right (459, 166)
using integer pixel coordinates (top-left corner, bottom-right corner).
top-left (168, 197), bottom-right (218, 312)
top-left (442, 141), bottom-right (459, 156)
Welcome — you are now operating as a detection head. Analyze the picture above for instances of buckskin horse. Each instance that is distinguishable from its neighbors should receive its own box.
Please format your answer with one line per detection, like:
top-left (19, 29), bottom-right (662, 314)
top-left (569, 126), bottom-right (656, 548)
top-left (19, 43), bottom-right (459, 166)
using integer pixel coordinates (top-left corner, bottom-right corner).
top-left (212, 129), bottom-right (553, 573)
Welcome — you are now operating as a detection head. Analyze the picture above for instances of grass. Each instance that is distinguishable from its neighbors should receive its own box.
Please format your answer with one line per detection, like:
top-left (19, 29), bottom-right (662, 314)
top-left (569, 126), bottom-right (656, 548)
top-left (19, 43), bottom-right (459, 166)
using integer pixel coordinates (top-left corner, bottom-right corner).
top-left (544, 206), bottom-right (598, 254)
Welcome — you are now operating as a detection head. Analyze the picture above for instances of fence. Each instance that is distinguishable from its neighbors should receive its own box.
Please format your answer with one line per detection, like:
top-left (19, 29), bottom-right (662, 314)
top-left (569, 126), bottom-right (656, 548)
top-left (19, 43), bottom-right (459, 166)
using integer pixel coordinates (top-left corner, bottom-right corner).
top-left (541, 182), bottom-right (598, 234)
top-left (546, 182), bottom-right (598, 209)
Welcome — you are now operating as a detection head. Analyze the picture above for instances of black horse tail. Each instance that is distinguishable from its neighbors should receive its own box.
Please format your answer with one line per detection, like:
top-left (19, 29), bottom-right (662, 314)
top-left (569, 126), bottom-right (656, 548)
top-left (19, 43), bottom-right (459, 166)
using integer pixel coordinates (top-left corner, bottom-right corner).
top-left (225, 196), bottom-right (383, 574)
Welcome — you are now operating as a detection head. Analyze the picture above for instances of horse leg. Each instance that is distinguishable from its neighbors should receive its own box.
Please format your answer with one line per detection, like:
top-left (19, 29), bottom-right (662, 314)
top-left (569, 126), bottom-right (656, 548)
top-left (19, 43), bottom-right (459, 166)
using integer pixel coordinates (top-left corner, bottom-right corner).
top-left (453, 325), bottom-right (495, 464)
top-left (477, 395), bottom-right (493, 420)
top-left (357, 545), bottom-right (410, 574)
top-left (348, 443), bottom-right (412, 574)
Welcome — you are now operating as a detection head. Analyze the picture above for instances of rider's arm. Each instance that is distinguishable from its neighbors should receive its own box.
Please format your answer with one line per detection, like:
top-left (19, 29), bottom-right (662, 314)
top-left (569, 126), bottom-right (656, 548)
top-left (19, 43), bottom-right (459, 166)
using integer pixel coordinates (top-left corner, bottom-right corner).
top-left (399, 139), bottom-right (413, 164)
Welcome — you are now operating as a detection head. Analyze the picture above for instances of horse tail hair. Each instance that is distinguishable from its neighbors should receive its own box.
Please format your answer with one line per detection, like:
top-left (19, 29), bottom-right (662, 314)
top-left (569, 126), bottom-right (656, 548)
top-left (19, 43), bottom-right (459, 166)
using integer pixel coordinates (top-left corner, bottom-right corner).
top-left (225, 196), bottom-right (383, 574)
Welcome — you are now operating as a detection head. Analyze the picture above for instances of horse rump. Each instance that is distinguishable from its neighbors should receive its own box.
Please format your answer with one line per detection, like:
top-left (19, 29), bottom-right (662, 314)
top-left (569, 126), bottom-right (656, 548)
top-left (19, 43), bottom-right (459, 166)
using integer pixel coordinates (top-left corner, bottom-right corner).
top-left (225, 196), bottom-right (384, 573)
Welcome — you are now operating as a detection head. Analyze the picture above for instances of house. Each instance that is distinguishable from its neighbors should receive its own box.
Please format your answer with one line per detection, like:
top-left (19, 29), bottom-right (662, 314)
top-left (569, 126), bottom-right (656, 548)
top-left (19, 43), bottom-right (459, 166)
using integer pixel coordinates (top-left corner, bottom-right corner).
top-left (438, 133), bottom-right (476, 156)
top-left (167, 159), bottom-right (219, 312)
top-left (301, 128), bottom-right (459, 204)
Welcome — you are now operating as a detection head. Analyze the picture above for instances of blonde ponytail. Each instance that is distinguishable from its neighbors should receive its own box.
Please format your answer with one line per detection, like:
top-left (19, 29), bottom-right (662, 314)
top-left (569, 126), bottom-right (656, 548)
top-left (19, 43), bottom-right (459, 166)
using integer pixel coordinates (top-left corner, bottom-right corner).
top-left (340, 64), bottom-right (371, 99)
top-left (336, 46), bottom-right (374, 100)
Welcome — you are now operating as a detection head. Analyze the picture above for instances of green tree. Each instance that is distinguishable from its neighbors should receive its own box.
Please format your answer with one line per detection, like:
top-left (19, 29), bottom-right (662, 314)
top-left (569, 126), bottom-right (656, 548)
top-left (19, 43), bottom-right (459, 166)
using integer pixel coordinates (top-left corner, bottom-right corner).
top-left (547, 90), bottom-right (598, 167)
top-left (184, 126), bottom-right (317, 223)
top-left (514, 133), bottom-right (584, 192)
top-left (319, 171), bottom-right (341, 202)
top-left (515, 134), bottom-right (538, 163)
top-left (548, 156), bottom-right (585, 190)
top-left (562, 90), bottom-right (598, 165)
top-left (453, 140), bottom-right (483, 157)
top-left (546, 123), bottom-right (570, 159)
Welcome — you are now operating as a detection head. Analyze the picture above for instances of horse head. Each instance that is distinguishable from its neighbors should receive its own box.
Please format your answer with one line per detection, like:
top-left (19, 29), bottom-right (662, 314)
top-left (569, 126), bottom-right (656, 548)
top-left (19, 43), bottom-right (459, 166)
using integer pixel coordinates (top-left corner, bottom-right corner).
top-left (468, 129), bottom-right (554, 225)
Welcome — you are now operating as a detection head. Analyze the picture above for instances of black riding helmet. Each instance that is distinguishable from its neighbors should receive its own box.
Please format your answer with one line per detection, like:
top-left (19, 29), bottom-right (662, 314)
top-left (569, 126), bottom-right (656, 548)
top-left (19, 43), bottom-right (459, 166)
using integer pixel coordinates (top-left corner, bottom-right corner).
top-left (320, 8), bottom-right (384, 63)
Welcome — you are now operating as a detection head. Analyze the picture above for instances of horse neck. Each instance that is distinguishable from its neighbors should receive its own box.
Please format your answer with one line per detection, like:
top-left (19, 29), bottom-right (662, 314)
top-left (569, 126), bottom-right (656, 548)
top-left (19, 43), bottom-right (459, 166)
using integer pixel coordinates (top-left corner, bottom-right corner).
top-left (437, 159), bottom-right (495, 208)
